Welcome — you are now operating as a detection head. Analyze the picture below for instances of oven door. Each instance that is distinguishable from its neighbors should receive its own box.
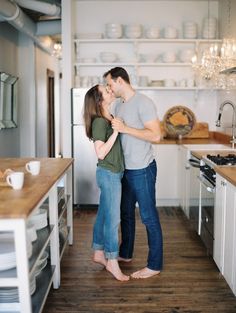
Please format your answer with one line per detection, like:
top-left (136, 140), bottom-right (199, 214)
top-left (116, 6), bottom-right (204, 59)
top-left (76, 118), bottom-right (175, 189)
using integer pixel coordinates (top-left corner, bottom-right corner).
top-left (188, 156), bottom-right (201, 233)
top-left (198, 174), bottom-right (215, 256)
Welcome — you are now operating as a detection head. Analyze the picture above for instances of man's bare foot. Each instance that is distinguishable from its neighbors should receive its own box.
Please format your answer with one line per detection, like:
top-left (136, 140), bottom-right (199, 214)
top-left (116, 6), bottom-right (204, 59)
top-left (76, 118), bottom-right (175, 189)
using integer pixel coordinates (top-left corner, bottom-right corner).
top-left (131, 267), bottom-right (160, 279)
top-left (106, 259), bottom-right (130, 281)
top-left (93, 250), bottom-right (107, 267)
top-left (117, 256), bottom-right (132, 263)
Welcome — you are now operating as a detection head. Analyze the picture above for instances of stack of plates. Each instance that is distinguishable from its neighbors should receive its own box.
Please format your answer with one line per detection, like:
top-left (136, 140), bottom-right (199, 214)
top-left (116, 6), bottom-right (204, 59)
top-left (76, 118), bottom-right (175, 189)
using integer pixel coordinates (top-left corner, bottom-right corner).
top-left (0, 275), bottom-right (36, 303)
top-left (59, 218), bottom-right (68, 242)
top-left (26, 221), bottom-right (37, 243)
top-left (33, 251), bottom-right (48, 277)
top-left (202, 17), bottom-right (217, 39)
top-left (0, 233), bottom-right (32, 272)
top-left (100, 52), bottom-right (117, 63)
top-left (183, 21), bottom-right (198, 39)
top-left (29, 209), bottom-right (48, 230)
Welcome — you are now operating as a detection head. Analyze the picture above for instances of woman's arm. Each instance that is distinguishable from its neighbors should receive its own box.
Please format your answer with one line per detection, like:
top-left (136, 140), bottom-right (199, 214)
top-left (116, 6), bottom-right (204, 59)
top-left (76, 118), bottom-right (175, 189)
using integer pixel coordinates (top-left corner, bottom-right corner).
top-left (94, 130), bottom-right (119, 160)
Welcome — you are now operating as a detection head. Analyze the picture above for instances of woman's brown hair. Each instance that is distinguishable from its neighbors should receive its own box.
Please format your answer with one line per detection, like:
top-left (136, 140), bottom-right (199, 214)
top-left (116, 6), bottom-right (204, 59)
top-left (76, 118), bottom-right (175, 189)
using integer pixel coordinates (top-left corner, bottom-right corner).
top-left (83, 85), bottom-right (103, 140)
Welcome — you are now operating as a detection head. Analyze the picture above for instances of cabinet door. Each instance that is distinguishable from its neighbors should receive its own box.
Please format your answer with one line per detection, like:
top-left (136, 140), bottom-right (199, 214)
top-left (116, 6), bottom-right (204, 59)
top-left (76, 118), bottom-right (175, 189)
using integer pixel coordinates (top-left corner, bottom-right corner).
top-left (213, 175), bottom-right (226, 272)
top-left (223, 181), bottom-right (236, 292)
top-left (154, 144), bottom-right (179, 206)
top-left (178, 145), bottom-right (190, 217)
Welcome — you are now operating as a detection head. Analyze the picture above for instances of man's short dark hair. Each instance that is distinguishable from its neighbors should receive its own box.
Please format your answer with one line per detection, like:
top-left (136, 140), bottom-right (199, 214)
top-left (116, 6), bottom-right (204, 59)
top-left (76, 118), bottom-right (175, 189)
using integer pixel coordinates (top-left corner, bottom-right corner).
top-left (103, 67), bottom-right (130, 84)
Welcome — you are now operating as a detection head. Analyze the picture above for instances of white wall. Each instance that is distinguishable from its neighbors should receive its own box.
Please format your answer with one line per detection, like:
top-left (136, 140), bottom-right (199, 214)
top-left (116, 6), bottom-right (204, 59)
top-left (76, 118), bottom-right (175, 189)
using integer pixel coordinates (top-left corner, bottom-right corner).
top-left (0, 21), bottom-right (61, 158)
top-left (0, 23), bottom-right (20, 157)
top-left (35, 47), bottom-right (60, 157)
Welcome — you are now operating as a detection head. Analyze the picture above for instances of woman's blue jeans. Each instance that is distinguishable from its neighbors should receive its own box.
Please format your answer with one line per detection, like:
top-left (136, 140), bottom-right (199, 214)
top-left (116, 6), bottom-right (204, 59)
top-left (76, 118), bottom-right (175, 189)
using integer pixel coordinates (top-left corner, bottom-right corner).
top-left (92, 166), bottom-right (123, 259)
top-left (119, 160), bottom-right (163, 271)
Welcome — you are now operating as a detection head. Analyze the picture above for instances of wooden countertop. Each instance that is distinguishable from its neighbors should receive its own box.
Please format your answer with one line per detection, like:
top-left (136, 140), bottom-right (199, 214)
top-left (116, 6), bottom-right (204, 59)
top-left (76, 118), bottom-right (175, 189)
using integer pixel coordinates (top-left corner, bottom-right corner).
top-left (157, 131), bottom-right (232, 145)
top-left (215, 167), bottom-right (236, 187)
top-left (0, 158), bottom-right (73, 219)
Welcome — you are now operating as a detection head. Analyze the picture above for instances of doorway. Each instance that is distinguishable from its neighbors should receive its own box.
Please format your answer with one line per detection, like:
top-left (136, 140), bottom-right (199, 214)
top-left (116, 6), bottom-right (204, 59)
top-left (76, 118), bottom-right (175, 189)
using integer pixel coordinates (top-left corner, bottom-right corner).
top-left (47, 69), bottom-right (55, 157)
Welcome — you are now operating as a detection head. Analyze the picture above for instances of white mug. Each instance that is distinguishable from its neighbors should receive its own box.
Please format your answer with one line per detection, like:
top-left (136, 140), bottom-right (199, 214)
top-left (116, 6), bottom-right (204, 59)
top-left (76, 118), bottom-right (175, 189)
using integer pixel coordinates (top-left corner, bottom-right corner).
top-left (25, 161), bottom-right (41, 175)
top-left (6, 172), bottom-right (24, 190)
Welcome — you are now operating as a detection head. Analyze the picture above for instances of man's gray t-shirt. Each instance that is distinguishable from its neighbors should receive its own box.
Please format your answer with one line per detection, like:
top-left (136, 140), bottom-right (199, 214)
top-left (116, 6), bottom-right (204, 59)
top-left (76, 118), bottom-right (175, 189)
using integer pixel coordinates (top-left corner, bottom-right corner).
top-left (111, 92), bottom-right (158, 170)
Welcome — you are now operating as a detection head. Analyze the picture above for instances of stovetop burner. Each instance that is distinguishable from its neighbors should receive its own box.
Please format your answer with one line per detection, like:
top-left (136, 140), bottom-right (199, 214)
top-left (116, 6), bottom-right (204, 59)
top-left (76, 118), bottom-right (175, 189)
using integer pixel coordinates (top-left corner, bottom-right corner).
top-left (206, 153), bottom-right (236, 166)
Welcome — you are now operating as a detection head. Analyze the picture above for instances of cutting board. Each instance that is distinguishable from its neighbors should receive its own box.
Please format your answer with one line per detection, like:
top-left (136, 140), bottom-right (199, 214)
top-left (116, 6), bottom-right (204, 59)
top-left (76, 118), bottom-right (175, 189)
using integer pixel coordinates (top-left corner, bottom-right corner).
top-left (160, 122), bottom-right (209, 139)
top-left (185, 122), bottom-right (209, 138)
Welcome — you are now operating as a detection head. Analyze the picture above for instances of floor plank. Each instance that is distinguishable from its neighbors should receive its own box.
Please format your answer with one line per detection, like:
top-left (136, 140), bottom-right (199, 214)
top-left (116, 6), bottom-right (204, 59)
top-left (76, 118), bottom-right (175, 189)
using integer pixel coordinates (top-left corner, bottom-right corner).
top-left (43, 207), bottom-right (236, 313)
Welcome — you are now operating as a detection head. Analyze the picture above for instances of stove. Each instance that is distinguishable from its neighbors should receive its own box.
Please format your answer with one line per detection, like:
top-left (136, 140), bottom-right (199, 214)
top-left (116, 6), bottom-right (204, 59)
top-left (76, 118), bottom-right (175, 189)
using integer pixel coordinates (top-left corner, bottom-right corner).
top-left (197, 152), bottom-right (236, 257)
top-left (204, 153), bottom-right (236, 167)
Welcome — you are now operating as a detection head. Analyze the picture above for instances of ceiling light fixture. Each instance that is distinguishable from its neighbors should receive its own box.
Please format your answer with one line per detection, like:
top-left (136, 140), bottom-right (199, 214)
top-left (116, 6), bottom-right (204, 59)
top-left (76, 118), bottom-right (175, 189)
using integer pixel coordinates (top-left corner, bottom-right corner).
top-left (52, 42), bottom-right (62, 59)
top-left (192, 0), bottom-right (236, 90)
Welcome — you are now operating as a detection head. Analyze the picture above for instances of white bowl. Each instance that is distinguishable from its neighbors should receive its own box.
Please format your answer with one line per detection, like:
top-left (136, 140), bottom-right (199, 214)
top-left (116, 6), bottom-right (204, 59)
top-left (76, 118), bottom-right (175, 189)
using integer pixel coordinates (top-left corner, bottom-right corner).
top-left (100, 52), bottom-right (117, 63)
top-left (162, 51), bottom-right (176, 63)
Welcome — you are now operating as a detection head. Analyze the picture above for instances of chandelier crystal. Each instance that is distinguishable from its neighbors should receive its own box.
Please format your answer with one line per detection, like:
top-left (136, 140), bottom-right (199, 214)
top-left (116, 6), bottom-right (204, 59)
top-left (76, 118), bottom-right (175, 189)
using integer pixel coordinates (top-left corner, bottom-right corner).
top-left (192, 0), bottom-right (236, 90)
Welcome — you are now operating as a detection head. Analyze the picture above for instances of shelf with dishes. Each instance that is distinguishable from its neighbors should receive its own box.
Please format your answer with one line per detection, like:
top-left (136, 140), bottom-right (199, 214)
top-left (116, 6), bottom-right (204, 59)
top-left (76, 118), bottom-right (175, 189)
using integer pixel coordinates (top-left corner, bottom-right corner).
top-left (73, 37), bottom-right (222, 89)
top-left (74, 38), bottom-right (222, 44)
top-left (74, 38), bottom-right (222, 63)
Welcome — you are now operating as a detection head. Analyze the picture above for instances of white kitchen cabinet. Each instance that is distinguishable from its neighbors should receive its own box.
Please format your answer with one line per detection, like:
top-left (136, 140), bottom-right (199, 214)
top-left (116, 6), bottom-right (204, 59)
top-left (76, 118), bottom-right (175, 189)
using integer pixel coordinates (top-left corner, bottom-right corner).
top-left (178, 145), bottom-right (190, 217)
top-left (0, 158), bottom-right (73, 313)
top-left (223, 181), bottom-right (236, 295)
top-left (214, 174), bottom-right (236, 296)
top-left (153, 144), bottom-right (179, 206)
top-left (214, 174), bottom-right (227, 273)
top-left (73, 38), bottom-right (222, 90)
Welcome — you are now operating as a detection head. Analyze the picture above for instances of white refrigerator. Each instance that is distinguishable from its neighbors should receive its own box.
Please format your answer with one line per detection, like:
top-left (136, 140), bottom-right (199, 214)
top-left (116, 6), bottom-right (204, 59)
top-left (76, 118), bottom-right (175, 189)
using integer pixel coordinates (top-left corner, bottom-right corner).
top-left (71, 88), bottom-right (99, 207)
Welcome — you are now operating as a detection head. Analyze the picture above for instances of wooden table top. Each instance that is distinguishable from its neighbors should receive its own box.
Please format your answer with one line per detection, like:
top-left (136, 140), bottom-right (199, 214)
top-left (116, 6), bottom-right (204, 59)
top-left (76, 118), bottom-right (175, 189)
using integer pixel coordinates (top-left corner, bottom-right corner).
top-left (0, 158), bottom-right (73, 219)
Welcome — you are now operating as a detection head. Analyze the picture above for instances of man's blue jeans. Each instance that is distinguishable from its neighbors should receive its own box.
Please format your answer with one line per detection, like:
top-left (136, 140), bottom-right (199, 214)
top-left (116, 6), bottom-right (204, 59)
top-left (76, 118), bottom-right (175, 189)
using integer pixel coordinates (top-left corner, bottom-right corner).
top-left (119, 160), bottom-right (163, 270)
top-left (92, 166), bottom-right (123, 259)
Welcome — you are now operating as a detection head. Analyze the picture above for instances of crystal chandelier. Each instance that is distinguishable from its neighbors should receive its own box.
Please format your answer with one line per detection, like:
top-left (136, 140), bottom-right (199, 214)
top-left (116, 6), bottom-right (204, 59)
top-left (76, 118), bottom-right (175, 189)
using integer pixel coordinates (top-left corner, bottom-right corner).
top-left (192, 0), bottom-right (236, 89)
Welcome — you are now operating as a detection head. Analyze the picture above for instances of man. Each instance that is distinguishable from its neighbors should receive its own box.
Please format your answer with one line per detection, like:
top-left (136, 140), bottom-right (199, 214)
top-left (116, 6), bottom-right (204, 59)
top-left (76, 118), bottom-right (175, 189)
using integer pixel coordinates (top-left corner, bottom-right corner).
top-left (103, 67), bottom-right (163, 279)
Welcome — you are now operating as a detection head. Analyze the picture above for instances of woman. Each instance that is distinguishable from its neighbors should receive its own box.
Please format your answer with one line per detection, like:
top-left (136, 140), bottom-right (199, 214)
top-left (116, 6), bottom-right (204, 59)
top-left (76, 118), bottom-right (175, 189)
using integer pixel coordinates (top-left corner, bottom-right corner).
top-left (83, 84), bottom-right (129, 282)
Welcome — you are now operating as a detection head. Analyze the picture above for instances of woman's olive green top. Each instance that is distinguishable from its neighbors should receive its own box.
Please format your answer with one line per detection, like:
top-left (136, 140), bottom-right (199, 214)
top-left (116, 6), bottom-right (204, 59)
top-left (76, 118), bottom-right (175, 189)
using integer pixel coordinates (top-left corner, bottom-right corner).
top-left (92, 117), bottom-right (124, 173)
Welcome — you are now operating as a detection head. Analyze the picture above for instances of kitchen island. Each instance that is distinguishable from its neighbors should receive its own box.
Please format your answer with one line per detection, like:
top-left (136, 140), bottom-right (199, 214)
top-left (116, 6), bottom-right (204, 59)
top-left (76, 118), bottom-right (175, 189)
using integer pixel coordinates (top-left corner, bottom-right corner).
top-left (0, 158), bottom-right (73, 313)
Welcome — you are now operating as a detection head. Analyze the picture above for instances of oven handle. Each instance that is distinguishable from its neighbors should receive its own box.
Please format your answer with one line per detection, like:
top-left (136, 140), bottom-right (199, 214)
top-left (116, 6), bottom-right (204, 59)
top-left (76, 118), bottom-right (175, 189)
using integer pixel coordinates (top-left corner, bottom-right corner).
top-left (188, 158), bottom-right (200, 168)
top-left (197, 175), bottom-right (215, 193)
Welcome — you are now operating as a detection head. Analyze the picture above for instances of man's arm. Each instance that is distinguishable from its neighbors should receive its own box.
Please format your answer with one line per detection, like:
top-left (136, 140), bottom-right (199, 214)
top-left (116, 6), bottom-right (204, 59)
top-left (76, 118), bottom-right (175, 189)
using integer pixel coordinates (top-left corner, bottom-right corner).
top-left (111, 117), bottom-right (161, 143)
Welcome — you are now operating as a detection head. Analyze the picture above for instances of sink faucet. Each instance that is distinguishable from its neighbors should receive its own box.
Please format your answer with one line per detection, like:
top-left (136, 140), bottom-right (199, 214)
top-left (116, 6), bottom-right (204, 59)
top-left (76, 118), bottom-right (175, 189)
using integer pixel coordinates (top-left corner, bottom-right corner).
top-left (216, 100), bottom-right (236, 149)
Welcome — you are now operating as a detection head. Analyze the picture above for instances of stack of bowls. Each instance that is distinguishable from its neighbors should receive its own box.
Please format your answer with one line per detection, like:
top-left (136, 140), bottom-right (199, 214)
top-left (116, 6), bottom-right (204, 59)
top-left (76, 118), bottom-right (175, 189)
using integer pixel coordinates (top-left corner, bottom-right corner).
top-left (29, 209), bottom-right (48, 230)
top-left (105, 23), bottom-right (123, 39)
top-left (183, 21), bottom-right (198, 39)
top-left (124, 24), bottom-right (142, 38)
top-left (164, 26), bottom-right (178, 39)
top-left (202, 17), bottom-right (217, 39)
top-left (145, 26), bottom-right (160, 39)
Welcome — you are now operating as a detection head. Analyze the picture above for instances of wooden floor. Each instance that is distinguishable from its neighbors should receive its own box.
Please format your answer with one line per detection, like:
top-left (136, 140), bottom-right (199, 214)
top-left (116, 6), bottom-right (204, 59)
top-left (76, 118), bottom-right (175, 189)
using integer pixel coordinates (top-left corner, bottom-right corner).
top-left (43, 207), bottom-right (236, 313)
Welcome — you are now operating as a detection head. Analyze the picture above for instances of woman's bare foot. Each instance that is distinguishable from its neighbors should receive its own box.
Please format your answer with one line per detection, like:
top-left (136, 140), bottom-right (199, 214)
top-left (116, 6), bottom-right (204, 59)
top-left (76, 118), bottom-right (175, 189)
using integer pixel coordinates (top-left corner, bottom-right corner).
top-left (117, 256), bottom-right (132, 263)
top-left (131, 267), bottom-right (160, 279)
top-left (106, 259), bottom-right (130, 281)
top-left (93, 250), bottom-right (107, 267)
